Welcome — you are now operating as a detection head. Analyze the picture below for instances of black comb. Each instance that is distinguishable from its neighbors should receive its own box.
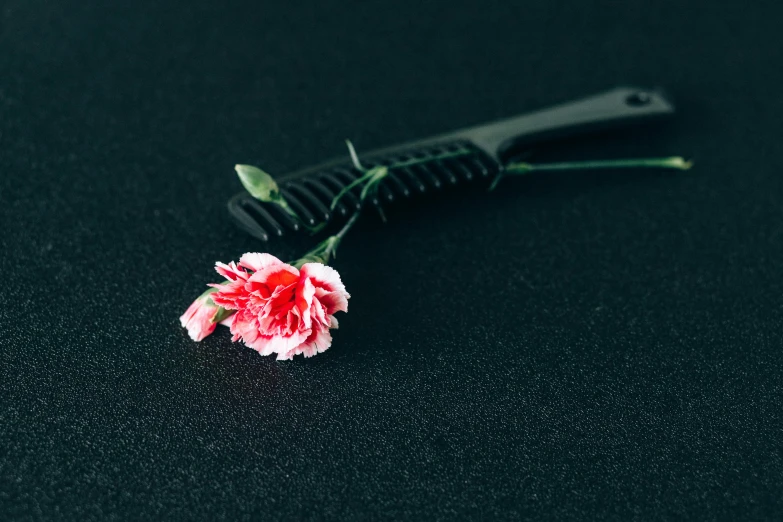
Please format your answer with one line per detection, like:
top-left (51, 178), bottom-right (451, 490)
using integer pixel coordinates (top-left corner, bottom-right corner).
top-left (229, 86), bottom-right (674, 241)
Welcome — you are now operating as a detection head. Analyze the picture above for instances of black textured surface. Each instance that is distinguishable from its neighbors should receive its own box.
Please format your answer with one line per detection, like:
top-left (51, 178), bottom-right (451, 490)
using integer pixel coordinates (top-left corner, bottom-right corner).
top-left (2, 1), bottom-right (783, 520)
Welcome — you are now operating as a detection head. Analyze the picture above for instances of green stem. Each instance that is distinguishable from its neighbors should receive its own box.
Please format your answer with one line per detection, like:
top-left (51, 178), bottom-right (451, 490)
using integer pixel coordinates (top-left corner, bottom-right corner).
top-left (291, 209), bottom-right (361, 268)
top-left (275, 198), bottom-right (327, 234)
top-left (322, 209), bottom-right (361, 261)
top-left (491, 156), bottom-right (692, 190)
top-left (334, 209), bottom-right (360, 242)
top-left (329, 148), bottom-right (474, 211)
top-left (330, 170), bottom-right (379, 210)
top-left (506, 156), bottom-right (692, 173)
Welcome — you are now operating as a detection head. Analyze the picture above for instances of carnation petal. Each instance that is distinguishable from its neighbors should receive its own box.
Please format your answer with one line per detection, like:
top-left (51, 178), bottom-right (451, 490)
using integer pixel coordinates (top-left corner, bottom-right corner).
top-left (301, 263), bottom-right (350, 315)
top-left (215, 261), bottom-right (248, 282)
top-left (179, 298), bottom-right (202, 328)
top-left (247, 264), bottom-right (299, 293)
top-left (314, 287), bottom-right (349, 315)
top-left (179, 296), bottom-right (218, 341)
top-left (247, 329), bottom-right (309, 357)
top-left (209, 279), bottom-right (248, 310)
top-left (310, 298), bottom-right (328, 327)
top-left (202, 257), bottom-right (348, 360)
top-left (239, 252), bottom-right (284, 272)
top-left (300, 263), bottom-right (346, 293)
top-left (296, 277), bottom-right (316, 330)
top-left (290, 325), bottom-right (333, 359)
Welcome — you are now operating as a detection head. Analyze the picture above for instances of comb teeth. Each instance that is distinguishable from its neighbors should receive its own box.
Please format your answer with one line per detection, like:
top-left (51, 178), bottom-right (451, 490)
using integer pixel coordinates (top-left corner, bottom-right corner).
top-left (229, 140), bottom-right (499, 240)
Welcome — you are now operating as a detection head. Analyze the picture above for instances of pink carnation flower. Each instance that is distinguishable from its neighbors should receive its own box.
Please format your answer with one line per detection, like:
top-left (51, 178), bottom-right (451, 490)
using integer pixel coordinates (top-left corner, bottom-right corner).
top-left (209, 253), bottom-right (349, 360)
top-left (179, 290), bottom-right (225, 342)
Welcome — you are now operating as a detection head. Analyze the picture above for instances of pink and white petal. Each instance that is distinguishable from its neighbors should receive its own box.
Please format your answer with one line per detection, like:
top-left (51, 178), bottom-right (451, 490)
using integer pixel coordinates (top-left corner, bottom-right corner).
top-left (329, 315), bottom-right (339, 329)
top-left (243, 334), bottom-right (276, 356)
top-left (284, 306), bottom-right (303, 337)
top-left (214, 261), bottom-right (249, 282)
top-left (187, 321), bottom-right (217, 342)
top-left (207, 278), bottom-right (244, 293)
top-left (238, 252), bottom-right (284, 273)
top-left (300, 263), bottom-right (348, 294)
top-left (309, 298), bottom-right (328, 327)
top-left (264, 281), bottom-right (298, 310)
top-left (180, 301), bottom-right (219, 342)
top-left (275, 349), bottom-right (296, 361)
top-left (247, 330), bottom-right (309, 357)
top-left (258, 313), bottom-right (283, 336)
top-left (247, 264), bottom-right (300, 293)
top-left (229, 310), bottom-right (260, 343)
top-left (291, 326), bottom-right (333, 358)
top-left (295, 277), bottom-right (316, 330)
top-left (209, 281), bottom-right (247, 310)
top-left (179, 298), bottom-right (203, 328)
top-left (269, 330), bottom-right (310, 354)
top-left (313, 287), bottom-right (349, 315)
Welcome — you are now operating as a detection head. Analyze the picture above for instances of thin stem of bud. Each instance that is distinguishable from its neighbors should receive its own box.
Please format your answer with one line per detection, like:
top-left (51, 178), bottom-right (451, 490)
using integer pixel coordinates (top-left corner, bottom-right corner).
top-left (506, 156), bottom-right (693, 174)
top-left (491, 156), bottom-right (693, 191)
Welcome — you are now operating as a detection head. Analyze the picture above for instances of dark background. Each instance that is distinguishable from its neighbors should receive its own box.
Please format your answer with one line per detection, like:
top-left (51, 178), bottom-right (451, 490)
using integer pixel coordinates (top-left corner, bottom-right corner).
top-left (2, 0), bottom-right (782, 519)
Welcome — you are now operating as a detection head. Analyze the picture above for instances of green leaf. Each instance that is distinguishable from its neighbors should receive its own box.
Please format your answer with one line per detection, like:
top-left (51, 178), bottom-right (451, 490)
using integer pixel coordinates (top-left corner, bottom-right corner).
top-left (345, 139), bottom-right (365, 171)
top-left (235, 164), bottom-right (281, 203)
top-left (211, 305), bottom-right (234, 324)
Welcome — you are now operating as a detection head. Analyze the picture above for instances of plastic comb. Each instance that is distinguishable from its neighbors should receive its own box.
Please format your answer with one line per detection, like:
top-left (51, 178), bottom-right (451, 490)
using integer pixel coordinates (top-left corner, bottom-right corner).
top-left (228, 87), bottom-right (674, 241)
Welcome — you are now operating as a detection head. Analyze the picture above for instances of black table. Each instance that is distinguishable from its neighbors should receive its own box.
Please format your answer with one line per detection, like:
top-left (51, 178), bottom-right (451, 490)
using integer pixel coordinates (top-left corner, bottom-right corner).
top-left (3, 1), bottom-right (782, 519)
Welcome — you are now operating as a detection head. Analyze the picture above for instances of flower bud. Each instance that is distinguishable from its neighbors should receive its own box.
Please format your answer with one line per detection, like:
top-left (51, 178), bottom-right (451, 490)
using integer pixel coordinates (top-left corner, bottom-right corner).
top-left (235, 164), bottom-right (282, 203)
top-left (180, 288), bottom-right (232, 342)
